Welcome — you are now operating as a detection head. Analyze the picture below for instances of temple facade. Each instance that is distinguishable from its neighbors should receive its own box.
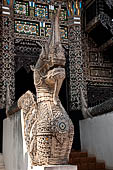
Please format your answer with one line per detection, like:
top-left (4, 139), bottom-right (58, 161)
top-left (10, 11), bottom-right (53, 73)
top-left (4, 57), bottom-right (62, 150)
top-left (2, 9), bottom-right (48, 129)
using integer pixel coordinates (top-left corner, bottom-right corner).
top-left (0, 0), bottom-right (113, 158)
top-left (0, 0), bottom-right (85, 111)
top-left (0, 0), bottom-right (84, 151)
top-left (81, 0), bottom-right (113, 107)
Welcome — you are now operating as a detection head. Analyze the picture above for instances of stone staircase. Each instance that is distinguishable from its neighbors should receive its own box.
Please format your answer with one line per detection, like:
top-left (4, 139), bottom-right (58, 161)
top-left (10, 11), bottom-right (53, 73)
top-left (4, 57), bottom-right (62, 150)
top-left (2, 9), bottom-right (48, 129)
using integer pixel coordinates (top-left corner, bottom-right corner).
top-left (0, 154), bottom-right (5, 170)
top-left (69, 150), bottom-right (112, 170)
top-left (0, 150), bottom-right (112, 170)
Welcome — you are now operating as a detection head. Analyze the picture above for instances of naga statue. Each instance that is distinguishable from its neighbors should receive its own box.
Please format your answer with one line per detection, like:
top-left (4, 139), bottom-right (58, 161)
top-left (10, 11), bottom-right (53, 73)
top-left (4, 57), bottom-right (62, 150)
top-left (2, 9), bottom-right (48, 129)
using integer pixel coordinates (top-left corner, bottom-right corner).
top-left (18, 6), bottom-right (74, 166)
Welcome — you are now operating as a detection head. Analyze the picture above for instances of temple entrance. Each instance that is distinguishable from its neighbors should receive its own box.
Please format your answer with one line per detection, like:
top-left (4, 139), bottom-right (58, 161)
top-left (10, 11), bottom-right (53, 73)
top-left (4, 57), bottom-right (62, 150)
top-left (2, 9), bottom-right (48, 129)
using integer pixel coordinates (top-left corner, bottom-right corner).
top-left (14, 39), bottom-right (42, 100)
top-left (15, 67), bottom-right (36, 101)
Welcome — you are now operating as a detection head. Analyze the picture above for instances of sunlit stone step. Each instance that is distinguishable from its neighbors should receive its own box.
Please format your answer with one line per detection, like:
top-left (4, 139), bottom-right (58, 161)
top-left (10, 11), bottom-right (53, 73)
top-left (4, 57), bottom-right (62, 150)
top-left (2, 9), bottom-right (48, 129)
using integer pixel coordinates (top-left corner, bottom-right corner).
top-left (0, 154), bottom-right (5, 170)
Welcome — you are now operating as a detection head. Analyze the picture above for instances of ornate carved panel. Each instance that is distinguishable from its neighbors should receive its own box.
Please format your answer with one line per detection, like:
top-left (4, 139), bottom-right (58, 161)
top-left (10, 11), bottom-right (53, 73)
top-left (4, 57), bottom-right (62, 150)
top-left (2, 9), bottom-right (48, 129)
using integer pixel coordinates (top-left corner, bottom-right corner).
top-left (14, 1), bottom-right (29, 16)
top-left (82, 28), bottom-right (113, 107)
top-left (15, 20), bottom-right (40, 35)
top-left (35, 3), bottom-right (49, 18)
top-left (0, 13), bottom-right (2, 101)
top-left (68, 24), bottom-right (85, 111)
top-left (1, 15), bottom-right (15, 108)
top-left (14, 39), bottom-right (42, 73)
top-left (88, 85), bottom-right (113, 107)
top-left (90, 67), bottom-right (112, 78)
top-left (89, 51), bottom-right (98, 62)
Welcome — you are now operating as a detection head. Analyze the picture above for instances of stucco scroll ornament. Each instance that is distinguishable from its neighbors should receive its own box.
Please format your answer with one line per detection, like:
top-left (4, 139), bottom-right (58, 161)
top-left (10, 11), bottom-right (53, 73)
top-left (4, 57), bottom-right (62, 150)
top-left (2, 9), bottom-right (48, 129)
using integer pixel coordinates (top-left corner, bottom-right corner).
top-left (18, 5), bottom-right (74, 166)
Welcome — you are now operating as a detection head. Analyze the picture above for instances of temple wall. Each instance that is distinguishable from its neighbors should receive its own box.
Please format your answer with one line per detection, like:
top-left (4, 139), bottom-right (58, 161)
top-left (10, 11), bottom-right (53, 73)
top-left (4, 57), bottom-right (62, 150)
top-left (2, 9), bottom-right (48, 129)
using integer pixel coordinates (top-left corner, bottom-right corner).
top-left (80, 112), bottom-right (113, 169)
top-left (3, 111), bottom-right (29, 170)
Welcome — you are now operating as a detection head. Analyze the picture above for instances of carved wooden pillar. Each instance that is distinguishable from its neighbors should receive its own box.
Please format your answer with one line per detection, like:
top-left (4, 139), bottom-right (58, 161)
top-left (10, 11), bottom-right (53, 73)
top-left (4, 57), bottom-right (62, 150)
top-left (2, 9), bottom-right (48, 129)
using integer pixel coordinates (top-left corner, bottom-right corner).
top-left (68, 17), bottom-right (86, 111)
top-left (0, 3), bottom-right (3, 106)
top-left (0, 4), bottom-right (15, 108)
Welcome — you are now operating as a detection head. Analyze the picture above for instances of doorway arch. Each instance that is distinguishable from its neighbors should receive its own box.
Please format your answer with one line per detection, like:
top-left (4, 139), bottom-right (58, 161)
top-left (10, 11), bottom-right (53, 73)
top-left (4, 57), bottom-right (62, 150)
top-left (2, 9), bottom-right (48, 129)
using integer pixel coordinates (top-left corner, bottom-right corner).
top-left (15, 67), bottom-right (35, 101)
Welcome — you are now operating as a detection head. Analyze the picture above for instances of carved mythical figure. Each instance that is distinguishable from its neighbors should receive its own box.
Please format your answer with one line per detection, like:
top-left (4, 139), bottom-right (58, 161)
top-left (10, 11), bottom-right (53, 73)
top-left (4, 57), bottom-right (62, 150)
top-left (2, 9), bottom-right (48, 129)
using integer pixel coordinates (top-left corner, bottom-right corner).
top-left (18, 6), bottom-right (74, 166)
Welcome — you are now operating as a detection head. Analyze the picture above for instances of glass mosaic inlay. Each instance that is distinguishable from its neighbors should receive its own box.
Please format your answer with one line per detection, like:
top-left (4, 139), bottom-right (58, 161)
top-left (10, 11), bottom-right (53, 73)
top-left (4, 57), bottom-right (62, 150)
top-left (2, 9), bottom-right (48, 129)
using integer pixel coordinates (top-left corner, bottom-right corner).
top-left (35, 4), bottom-right (49, 18)
top-left (15, 20), bottom-right (39, 36)
top-left (55, 7), bottom-right (67, 21)
top-left (60, 26), bottom-right (68, 39)
top-left (14, 1), bottom-right (29, 16)
top-left (45, 23), bottom-right (51, 37)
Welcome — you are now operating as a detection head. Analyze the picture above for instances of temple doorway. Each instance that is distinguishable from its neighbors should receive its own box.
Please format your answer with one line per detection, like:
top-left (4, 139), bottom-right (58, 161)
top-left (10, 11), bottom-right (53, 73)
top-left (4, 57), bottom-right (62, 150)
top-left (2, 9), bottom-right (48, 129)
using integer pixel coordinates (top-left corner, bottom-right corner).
top-left (15, 67), bottom-right (36, 101)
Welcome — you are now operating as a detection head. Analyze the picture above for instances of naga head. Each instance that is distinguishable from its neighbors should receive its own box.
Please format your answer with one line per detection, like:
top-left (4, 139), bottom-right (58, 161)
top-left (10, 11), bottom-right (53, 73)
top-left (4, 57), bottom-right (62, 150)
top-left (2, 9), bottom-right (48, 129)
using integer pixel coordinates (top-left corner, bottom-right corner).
top-left (31, 5), bottom-right (66, 105)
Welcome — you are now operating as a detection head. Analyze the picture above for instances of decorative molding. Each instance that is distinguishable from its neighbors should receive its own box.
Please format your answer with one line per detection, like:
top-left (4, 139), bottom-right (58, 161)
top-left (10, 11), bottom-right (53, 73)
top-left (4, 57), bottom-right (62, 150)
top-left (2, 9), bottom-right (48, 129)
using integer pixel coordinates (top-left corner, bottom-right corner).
top-left (1, 15), bottom-right (15, 108)
top-left (68, 24), bottom-right (85, 111)
top-left (87, 85), bottom-right (113, 107)
top-left (90, 67), bottom-right (112, 78)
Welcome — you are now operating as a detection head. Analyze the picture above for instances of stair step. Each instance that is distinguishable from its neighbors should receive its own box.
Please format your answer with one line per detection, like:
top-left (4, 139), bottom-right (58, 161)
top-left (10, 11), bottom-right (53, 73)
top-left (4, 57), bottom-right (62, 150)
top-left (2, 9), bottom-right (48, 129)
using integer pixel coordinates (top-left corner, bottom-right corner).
top-left (88, 163), bottom-right (96, 170)
top-left (0, 166), bottom-right (5, 168)
top-left (87, 157), bottom-right (96, 163)
top-left (0, 162), bottom-right (4, 165)
top-left (0, 156), bottom-right (3, 163)
top-left (0, 165), bottom-right (5, 168)
top-left (96, 162), bottom-right (105, 170)
top-left (80, 163), bottom-right (88, 170)
top-left (69, 151), bottom-right (109, 170)
top-left (0, 154), bottom-right (5, 170)
top-left (80, 157), bottom-right (87, 163)
top-left (69, 158), bottom-right (80, 164)
top-left (0, 167), bottom-right (5, 169)
top-left (0, 161), bottom-right (4, 165)
top-left (0, 167), bottom-right (5, 170)
top-left (70, 151), bottom-right (88, 158)
top-left (0, 166), bottom-right (5, 170)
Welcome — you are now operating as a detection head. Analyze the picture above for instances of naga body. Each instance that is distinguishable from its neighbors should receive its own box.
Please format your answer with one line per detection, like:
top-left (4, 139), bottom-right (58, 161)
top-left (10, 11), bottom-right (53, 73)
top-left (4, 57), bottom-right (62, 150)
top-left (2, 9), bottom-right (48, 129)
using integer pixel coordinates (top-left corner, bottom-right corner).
top-left (18, 6), bottom-right (74, 166)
